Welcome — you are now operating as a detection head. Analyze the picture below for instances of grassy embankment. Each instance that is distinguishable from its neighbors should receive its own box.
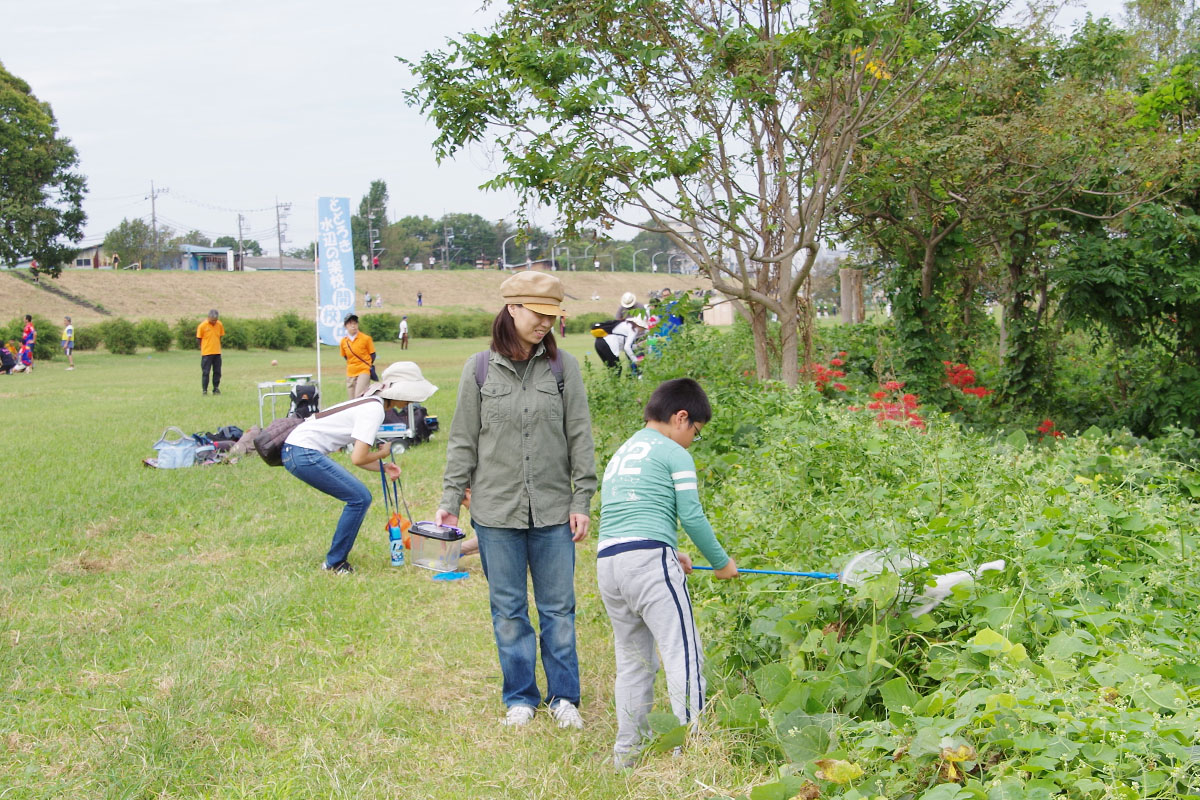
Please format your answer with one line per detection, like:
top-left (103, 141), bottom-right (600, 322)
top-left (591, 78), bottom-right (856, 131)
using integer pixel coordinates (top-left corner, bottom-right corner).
top-left (0, 270), bottom-right (710, 326)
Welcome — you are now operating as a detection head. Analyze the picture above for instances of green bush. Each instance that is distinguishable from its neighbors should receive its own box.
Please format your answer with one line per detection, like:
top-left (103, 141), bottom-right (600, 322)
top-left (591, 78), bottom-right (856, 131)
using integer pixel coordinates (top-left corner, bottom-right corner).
top-left (396, 312), bottom-right (494, 340)
top-left (3, 315), bottom-right (60, 361)
top-left (588, 324), bottom-right (1200, 800)
top-left (220, 318), bottom-right (250, 351)
top-left (136, 319), bottom-right (173, 352)
top-left (102, 318), bottom-right (139, 355)
top-left (457, 311), bottom-right (494, 338)
top-left (244, 317), bottom-right (291, 351)
top-left (359, 313), bottom-right (400, 342)
top-left (276, 312), bottom-right (316, 347)
top-left (73, 324), bottom-right (102, 351)
top-left (174, 317), bottom-right (201, 350)
top-left (433, 316), bottom-right (461, 339)
top-left (565, 312), bottom-right (610, 335)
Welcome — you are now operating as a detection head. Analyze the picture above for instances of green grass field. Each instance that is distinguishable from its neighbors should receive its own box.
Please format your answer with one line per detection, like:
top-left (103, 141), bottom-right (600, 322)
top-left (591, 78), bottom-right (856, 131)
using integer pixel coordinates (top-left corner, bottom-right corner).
top-left (1, 336), bottom-right (765, 799)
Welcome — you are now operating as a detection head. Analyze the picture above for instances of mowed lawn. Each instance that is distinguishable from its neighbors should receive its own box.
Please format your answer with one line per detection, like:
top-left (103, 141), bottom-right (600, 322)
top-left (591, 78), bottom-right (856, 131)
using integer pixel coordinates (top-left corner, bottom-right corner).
top-left (0, 336), bottom-right (764, 799)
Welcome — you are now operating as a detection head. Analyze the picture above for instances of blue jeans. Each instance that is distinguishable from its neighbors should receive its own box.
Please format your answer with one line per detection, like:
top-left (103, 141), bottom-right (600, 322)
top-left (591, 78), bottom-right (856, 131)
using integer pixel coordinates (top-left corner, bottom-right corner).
top-left (282, 443), bottom-right (372, 566)
top-left (474, 522), bottom-right (579, 709)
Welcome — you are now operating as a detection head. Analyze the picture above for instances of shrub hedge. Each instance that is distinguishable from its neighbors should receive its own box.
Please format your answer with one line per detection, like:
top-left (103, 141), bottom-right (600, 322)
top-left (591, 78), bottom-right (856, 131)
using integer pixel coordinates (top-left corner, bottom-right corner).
top-left (3, 309), bottom-right (679, 359)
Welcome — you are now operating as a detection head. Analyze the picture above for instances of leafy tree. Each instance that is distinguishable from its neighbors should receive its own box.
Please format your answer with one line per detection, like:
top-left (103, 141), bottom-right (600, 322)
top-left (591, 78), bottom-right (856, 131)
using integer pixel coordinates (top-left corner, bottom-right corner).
top-left (441, 212), bottom-right (498, 267)
top-left (1123, 0), bottom-right (1200, 63)
top-left (840, 18), bottom-right (1184, 403)
top-left (284, 243), bottom-right (315, 260)
top-left (383, 214), bottom-right (438, 268)
top-left (1056, 203), bottom-right (1200, 435)
top-left (0, 61), bottom-right (86, 278)
top-left (102, 218), bottom-right (159, 269)
top-left (408, 0), bottom-right (1001, 385)
top-left (171, 230), bottom-right (212, 248)
top-left (213, 236), bottom-right (263, 256)
top-left (352, 180), bottom-right (389, 268)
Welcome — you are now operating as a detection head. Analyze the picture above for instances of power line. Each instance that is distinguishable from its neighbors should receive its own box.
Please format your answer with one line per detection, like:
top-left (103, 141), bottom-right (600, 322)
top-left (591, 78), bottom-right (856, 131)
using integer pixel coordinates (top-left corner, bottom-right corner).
top-left (168, 192), bottom-right (277, 214)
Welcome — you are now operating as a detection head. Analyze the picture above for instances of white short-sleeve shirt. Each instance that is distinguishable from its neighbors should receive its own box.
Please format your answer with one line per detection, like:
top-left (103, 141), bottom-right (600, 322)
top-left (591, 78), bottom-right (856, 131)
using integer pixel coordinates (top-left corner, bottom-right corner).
top-left (285, 397), bottom-right (385, 454)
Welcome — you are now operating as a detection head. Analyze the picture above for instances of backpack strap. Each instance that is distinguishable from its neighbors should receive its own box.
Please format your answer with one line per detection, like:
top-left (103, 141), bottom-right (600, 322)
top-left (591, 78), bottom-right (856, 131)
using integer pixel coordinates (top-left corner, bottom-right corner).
top-left (474, 350), bottom-right (563, 394)
top-left (549, 351), bottom-right (564, 394)
top-left (474, 350), bottom-right (490, 390)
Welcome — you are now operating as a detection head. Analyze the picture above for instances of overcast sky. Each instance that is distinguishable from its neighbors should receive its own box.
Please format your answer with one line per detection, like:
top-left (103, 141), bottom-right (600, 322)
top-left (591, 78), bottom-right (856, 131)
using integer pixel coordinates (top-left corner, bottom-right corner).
top-left (1, 0), bottom-right (1127, 254)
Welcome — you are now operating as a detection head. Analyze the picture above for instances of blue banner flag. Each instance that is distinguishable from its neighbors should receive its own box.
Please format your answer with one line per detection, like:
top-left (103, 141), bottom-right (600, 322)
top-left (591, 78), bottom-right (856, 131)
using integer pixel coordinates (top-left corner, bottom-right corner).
top-left (316, 197), bottom-right (356, 346)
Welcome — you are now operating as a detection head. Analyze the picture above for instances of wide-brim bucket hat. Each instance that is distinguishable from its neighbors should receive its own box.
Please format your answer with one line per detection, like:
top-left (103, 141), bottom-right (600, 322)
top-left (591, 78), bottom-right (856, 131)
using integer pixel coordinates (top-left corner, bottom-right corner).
top-left (368, 361), bottom-right (438, 403)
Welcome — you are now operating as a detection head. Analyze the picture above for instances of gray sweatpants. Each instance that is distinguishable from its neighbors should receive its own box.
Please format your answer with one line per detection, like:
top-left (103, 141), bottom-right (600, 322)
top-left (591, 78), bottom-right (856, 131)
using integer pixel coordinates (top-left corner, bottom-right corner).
top-left (596, 544), bottom-right (705, 757)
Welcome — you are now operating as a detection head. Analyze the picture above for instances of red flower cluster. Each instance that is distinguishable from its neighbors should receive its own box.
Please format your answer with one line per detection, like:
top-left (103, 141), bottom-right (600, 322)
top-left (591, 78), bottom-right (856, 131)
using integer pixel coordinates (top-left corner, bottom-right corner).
top-left (1037, 418), bottom-right (1064, 439)
top-left (943, 361), bottom-right (992, 398)
top-left (809, 355), bottom-right (848, 392)
top-left (861, 381), bottom-right (925, 430)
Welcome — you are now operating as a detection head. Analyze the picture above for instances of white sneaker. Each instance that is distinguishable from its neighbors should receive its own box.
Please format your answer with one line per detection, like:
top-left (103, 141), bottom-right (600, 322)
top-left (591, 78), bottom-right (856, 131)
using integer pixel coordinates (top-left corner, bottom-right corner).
top-left (550, 699), bottom-right (584, 729)
top-left (503, 705), bottom-right (536, 727)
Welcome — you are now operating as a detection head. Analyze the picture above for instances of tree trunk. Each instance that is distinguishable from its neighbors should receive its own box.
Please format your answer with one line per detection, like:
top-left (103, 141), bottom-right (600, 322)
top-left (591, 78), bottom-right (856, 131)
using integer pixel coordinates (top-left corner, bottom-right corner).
top-left (780, 303), bottom-right (800, 387)
top-left (840, 268), bottom-right (865, 323)
top-left (750, 305), bottom-right (771, 381)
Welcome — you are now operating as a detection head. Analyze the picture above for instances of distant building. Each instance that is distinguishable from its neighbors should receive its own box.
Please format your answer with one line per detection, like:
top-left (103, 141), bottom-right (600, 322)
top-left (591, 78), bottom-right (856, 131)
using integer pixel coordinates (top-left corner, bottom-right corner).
top-left (242, 255), bottom-right (314, 271)
top-left (67, 244), bottom-right (106, 269)
top-left (176, 244), bottom-right (234, 271)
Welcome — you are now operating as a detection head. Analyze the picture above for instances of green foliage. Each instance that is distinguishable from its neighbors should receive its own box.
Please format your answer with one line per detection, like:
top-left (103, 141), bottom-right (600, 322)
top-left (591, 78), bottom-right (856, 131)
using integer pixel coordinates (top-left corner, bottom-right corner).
top-left (2, 315), bottom-right (59, 361)
top-left (243, 317), bottom-right (291, 351)
top-left (352, 180), bottom-right (389, 267)
top-left (358, 312), bottom-right (401, 342)
top-left (219, 319), bottom-right (250, 351)
top-left (565, 311), bottom-right (611, 335)
top-left (212, 236), bottom-right (263, 256)
top-left (0, 61), bottom-right (86, 278)
top-left (170, 229), bottom-right (211, 248)
top-left (136, 319), bottom-right (172, 352)
top-left (102, 318), bottom-right (139, 355)
top-left (1056, 203), bottom-right (1200, 435)
top-left (72, 324), bottom-right (102, 351)
top-left (103, 218), bottom-right (157, 271)
top-left (277, 311), bottom-right (315, 347)
top-left (402, 312), bottom-right (495, 340)
top-left (173, 317), bottom-right (200, 350)
top-left (590, 326), bottom-right (1200, 798)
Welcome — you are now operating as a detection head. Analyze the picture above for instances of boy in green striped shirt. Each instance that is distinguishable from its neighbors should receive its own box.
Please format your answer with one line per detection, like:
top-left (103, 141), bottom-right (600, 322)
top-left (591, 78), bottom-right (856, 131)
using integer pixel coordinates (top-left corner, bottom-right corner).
top-left (597, 378), bottom-right (739, 769)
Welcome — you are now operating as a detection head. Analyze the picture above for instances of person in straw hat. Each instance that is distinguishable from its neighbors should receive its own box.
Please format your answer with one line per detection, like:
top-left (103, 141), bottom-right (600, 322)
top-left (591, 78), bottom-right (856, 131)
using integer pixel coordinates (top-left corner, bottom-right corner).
top-left (282, 362), bottom-right (437, 574)
top-left (615, 291), bottom-right (640, 321)
top-left (436, 270), bottom-right (597, 730)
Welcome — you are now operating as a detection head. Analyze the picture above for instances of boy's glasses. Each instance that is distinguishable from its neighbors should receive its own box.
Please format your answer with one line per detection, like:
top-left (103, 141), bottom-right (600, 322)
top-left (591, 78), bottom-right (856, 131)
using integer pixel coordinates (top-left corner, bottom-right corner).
top-left (690, 422), bottom-right (704, 441)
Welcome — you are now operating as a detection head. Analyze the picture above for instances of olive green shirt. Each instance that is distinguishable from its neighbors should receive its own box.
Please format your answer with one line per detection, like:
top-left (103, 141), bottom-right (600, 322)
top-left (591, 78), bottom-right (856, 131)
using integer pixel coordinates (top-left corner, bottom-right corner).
top-left (439, 345), bottom-right (597, 528)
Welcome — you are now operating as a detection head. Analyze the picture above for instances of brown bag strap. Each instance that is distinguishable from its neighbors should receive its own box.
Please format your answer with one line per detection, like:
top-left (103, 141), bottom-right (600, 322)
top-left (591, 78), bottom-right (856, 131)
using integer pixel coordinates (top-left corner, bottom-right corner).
top-left (314, 396), bottom-right (382, 420)
top-left (345, 339), bottom-right (374, 369)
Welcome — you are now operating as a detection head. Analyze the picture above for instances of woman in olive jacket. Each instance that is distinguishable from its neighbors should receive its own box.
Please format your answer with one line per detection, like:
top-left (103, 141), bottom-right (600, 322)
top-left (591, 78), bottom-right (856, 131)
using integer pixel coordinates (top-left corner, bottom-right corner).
top-left (435, 271), bottom-right (596, 730)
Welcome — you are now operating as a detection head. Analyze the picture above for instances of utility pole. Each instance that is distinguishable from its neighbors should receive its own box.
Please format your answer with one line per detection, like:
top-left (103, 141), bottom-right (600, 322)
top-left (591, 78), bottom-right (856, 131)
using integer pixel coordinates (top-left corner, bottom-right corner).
top-left (147, 181), bottom-right (168, 268)
top-left (366, 205), bottom-right (384, 269)
top-left (275, 198), bottom-right (292, 270)
top-left (442, 221), bottom-right (454, 269)
top-left (236, 213), bottom-right (245, 271)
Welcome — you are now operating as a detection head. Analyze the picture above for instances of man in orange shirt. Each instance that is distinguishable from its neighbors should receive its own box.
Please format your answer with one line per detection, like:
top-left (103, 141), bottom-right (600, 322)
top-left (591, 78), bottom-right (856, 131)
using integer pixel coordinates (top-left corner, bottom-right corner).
top-left (196, 309), bottom-right (225, 395)
top-left (339, 313), bottom-right (376, 399)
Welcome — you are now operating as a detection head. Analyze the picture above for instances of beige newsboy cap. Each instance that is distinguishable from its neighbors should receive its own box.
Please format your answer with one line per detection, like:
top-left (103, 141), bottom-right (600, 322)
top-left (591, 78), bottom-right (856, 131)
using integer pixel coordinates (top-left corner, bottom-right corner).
top-left (500, 270), bottom-right (566, 317)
